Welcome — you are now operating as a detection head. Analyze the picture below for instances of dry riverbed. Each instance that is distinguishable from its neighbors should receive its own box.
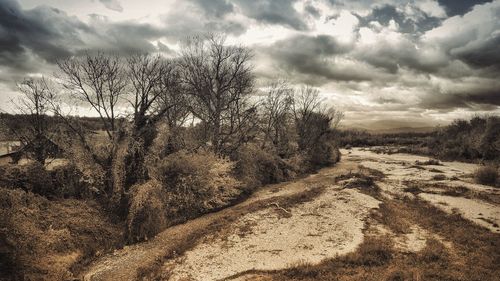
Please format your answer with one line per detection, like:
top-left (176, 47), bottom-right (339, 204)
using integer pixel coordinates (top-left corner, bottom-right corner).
top-left (82, 147), bottom-right (500, 281)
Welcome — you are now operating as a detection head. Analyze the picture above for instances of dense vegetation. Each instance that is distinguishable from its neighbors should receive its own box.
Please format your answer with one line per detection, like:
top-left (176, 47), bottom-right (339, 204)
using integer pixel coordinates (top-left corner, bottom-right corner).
top-left (0, 35), bottom-right (342, 280)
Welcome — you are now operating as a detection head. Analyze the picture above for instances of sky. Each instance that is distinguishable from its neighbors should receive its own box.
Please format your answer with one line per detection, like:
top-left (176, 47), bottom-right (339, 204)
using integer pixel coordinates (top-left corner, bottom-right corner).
top-left (0, 0), bottom-right (499, 129)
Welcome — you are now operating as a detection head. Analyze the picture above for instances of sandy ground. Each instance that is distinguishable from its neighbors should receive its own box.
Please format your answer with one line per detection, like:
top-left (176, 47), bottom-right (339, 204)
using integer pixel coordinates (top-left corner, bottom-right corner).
top-left (419, 193), bottom-right (500, 232)
top-left (345, 148), bottom-right (500, 232)
top-left (82, 147), bottom-right (500, 281)
top-left (161, 188), bottom-right (380, 281)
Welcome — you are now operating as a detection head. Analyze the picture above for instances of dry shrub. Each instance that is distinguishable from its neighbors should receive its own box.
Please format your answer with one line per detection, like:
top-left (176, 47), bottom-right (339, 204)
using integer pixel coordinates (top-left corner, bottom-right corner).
top-left (0, 187), bottom-right (122, 281)
top-left (0, 162), bottom-right (90, 199)
top-left (233, 144), bottom-right (292, 190)
top-left (432, 174), bottom-right (447, 181)
top-left (127, 150), bottom-right (242, 242)
top-left (474, 165), bottom-right (498, 186)
top-left (415, 159), bottom-right (441, 166)
top-left (151, 150), bottom-right (241, 214)
top-left (0, 162), bottom-right (52, 196)
top-left (126, 180), bottom-right (169, 243)
top-left (335, 167), bottom-right (382, 196)
top-left (307, 137), bottom-right (340, 167)
top-left (57, 138), bottom-right (107, 193)
top-left (418, 239), bottom-right (449, 264)
top-left (49, 163), bottom-right (87, 198)
top-left (284, 153), bottom-right (310, 175)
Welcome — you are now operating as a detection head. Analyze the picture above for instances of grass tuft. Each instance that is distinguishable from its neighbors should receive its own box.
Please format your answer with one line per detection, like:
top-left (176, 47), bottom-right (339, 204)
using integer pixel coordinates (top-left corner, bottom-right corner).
top-left (474, 165), bottom-right (498, 186)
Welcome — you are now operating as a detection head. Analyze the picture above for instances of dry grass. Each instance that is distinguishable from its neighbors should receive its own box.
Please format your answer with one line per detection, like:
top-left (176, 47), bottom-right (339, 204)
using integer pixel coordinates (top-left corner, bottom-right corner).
top-left (415, 159), bottom-right (441, 166)
top-left (403, 181), bottom-right (500, 205)
top-left (0, 187), bottom-right (123, 281)
top-left (403, 182), bottom-right (424, 195)
top-left (474, 165), bottom-right (499, 187)
top-left (334, 165), bottom-right (383, 197)
top-left (432, 174), bottom-right (447, 181)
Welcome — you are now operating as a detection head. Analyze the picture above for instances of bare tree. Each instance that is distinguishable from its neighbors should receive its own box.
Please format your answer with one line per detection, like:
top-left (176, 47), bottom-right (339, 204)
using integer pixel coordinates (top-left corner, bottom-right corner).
top-left (126, 54), bottom-right (195, 183)
top-left (179, 34), bottom-right (255, 154)
top-left (157, 66), bottom-right (190, 131)
top-left (127, 54), bottom-right (185, 135)
top-left (57, 52), bottom-right (126, 141)
top-left (7, 77), bottom-right (55, 163)
top-left (292, 85), bottom-right (343, 151)
top-left (260, 81), bottom-right (294, 155)
top-left (56, 53), bottom-right (129, 202)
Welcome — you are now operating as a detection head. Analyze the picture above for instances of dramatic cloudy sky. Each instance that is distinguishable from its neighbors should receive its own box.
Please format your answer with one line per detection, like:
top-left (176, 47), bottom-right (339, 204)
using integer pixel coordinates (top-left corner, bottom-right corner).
top-left (1, 0), bottom-right (499, 129)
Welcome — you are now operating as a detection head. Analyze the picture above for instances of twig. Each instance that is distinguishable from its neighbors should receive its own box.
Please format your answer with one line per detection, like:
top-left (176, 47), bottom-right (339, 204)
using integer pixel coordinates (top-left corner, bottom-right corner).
top-left (269, 202), bottom-right (291, 214)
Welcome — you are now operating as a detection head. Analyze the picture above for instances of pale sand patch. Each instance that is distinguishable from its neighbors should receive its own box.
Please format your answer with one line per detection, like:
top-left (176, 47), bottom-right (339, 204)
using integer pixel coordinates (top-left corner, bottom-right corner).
top-left (346, 147), bottom-right (478, 177)
top-left (161, 188), bottom-right (380, 281)
top-left (446, 180), bottom-right (500, 194)
top-left (419, 193), bottom-right (500, 232)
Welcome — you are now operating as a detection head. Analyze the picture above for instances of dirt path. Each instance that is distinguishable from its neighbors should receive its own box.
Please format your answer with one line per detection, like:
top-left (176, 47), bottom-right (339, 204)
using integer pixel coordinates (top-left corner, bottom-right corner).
top-left (82, 148), bottom-right (500, 281)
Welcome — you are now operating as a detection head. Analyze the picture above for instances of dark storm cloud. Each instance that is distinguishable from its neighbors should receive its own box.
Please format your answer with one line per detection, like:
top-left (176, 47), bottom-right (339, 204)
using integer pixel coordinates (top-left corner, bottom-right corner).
top-left (453, 34), bottom-right (500, 70)
top-left (233, 0), bottom-right (307, 30)
top-left (0, 0), bottom-right (161, 76)
top-left (263, 35), bottom-right (377, 84)
top-left (0, 0), bottom-right (89, 65)
top-left (421, 89), bottom-right (500, 111)
top-left (354, 40), bottom-right (447, 75)
top-left (420, 81), bottom-right (500, 110)
top-left (188, 0), bottom-right (309, 30)
top-left (421, 1), bottom-right (500, 75)
top-left (357, 5), bottom-right (442, 34)
top-left (304, 3), bottom-right (320, 18)
top-left (437, 0), bottom-right (493, 16)
top-left (188, 0), bottom-right (307, 30)
top-left (188, 0), bottom-right (234, 17)
top-left (99, 0), bottom-right (123, 12)
top-left (93, 21), bottom-right (162, 53)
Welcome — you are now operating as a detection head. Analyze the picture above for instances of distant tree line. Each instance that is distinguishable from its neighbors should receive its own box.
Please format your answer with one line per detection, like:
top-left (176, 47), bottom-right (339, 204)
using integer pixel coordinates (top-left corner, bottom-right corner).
top-left (339, 115), bottom-right (500, 163)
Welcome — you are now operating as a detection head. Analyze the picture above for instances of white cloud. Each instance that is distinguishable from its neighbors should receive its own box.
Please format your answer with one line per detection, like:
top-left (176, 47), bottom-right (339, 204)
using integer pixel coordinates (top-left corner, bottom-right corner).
top-left (423, 1), bottom-right (500, 46)
top-left (315, 10), bottom-right (359, 44)
top-left (416, 0), bottom-right (446, 18)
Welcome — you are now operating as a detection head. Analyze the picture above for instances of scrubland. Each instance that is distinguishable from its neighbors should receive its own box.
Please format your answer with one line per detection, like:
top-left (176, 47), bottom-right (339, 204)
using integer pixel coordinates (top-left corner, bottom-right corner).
top-left (0, 34), bottom-right (498, 280)
top-left (0, 35), bottom-right (341, 281)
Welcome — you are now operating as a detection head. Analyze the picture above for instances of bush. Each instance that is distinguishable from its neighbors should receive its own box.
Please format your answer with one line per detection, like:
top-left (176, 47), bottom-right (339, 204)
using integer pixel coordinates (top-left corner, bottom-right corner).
top-left (474, 165), bottom-right (498, 186)
top-left (126, 180), bottom-right (169, 243)
top-left (233, 144), bottom-right (291, 190)
top-left (0, 162), bottom-right (53, 196)
top-left (307, 136), bottom-right (340, 167)
top-left (49, 163), bottom-right (87, 198)
top-left (151, 150), bottom-right (241, 213)
top-left (127, 150), bottom-right (242, 242)
top-left (0, 162), bottom-right (89, 199)
top-left (284, 152), bottom-right (310, 176)
top-left (0, 187), bottom-right (122, 281)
